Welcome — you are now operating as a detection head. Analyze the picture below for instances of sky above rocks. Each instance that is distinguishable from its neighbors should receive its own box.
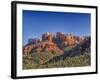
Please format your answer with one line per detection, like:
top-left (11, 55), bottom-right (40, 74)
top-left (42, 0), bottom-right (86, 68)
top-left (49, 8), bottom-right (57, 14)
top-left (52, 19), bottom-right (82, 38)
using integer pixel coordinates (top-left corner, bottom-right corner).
top-left (23, 10), bottom-right (90, 45)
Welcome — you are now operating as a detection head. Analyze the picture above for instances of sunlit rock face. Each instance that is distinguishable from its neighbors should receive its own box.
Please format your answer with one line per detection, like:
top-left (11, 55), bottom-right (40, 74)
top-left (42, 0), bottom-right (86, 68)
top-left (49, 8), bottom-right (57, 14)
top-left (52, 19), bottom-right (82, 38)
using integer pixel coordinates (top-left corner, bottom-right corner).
top-left (23, 41), bottom-right (63, 55)
top-left (23, 32), bottom-right (90, 55)
top-left (54, 33), bottom-right (83, 48)
top-left (55, 33), bottom-right (75, 48)
top-left (32, 41), bottom-right (63, 56)
top-left (64, 34), bottom-right (75, 47)
top-left (42, 32), bottom-right (52, 42)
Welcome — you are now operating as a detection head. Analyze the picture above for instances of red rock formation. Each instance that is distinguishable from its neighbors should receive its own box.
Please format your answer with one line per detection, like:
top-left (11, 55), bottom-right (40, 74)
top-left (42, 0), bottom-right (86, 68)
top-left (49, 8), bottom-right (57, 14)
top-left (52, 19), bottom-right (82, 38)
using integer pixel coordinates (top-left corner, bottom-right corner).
top-left (74, 36), bottom-right (82, 45)
top-left (23, 32), bottom-right (84, 55)
top-left (61, 34), bottom-right (75, 48)
top-left (33, 41), bottom-right (63, 55)
top-left (56, 32), bottom-right (65, 41)
top-left (23, 40), bottom-right (63, 55)
top-left (42, 32), bottom-right (52, 42)
top-left (23, 45), bottom-right (34, 55)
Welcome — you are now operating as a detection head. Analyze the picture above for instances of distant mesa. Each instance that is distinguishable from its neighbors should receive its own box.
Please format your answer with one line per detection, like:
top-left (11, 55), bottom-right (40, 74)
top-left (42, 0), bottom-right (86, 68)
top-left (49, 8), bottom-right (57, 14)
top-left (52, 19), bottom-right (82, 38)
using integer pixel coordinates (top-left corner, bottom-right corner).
top-left (28, 38), bottom-right (41, 44)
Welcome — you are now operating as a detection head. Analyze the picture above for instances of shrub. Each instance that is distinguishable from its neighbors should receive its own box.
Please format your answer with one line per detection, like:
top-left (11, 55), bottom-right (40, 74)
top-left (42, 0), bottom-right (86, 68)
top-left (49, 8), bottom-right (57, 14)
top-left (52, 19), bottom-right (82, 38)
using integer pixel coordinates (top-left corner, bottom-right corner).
top-left (23, 52), bottom-right (90, 69)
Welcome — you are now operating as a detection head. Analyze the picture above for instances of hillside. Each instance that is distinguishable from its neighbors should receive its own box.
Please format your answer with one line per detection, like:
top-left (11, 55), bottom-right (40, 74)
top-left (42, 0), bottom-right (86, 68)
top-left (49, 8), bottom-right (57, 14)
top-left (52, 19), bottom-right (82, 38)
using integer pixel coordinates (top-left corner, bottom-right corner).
top-left (23, 32), bottom-right (91, 69)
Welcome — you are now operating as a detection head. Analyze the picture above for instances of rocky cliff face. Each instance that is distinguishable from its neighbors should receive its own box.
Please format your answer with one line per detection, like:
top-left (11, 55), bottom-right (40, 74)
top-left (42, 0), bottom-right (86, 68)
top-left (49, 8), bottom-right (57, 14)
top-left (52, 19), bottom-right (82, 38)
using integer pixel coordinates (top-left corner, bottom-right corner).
top-left (42, 32), bottom-right (52, 42)
top-left (23, 32), bottom-right (87, 55)
top-left (54, 32), bottom-right (82, 48)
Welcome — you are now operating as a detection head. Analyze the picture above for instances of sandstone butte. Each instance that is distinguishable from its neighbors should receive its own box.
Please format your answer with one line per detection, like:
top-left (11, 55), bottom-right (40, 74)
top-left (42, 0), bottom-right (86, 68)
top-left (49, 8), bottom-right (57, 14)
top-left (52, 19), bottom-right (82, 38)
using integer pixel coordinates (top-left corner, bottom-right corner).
top-left (23, 32), bottom-right (85, 55)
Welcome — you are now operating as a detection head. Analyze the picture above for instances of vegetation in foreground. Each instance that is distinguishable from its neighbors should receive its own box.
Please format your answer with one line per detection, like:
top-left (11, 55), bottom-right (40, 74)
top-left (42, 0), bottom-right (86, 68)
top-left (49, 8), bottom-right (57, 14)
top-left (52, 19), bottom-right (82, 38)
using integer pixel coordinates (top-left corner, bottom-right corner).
top-left (23, 52), bottom-right (90, 69)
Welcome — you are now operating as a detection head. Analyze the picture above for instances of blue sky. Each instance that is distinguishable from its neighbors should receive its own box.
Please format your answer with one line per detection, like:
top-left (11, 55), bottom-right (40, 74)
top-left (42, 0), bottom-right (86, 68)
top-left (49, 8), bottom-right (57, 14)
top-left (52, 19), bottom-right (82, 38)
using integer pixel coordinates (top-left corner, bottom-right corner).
top-left (23, 10), bottom-right (90, 45)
